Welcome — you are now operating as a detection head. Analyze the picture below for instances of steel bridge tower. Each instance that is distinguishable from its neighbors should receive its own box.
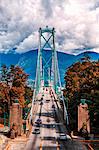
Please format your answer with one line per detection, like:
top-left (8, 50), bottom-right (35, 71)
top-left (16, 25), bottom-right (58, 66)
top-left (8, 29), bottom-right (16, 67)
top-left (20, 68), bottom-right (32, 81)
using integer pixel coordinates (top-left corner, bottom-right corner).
top-left (35, 26), bottom-right (61, 95)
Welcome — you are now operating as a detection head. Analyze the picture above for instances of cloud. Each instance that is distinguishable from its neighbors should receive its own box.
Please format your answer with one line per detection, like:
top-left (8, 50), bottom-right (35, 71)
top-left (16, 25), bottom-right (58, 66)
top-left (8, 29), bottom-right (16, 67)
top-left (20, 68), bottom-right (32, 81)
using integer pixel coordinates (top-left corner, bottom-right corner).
top-left (41, 0), bottom-right (52, 18)
top-left (0, 0), bottom-right (99, 55)
top-left (16, 32), bottom-right (38, 53)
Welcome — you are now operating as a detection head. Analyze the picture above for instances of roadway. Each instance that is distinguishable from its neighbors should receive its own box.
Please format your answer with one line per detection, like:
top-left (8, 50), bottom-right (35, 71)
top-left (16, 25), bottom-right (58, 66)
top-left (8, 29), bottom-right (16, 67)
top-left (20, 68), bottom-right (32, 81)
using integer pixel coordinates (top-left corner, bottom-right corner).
top-left (25, 87), bottom-right (87, 150)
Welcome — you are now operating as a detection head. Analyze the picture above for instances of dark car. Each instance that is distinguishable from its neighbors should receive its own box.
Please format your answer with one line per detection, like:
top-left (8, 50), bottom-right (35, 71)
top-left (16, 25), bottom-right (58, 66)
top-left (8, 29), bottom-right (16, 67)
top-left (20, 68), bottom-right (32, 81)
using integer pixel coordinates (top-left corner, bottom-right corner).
top-left (35, 124), bottom-right (41, 127)
top-left (40, 101), bottom-right (43, 105)
top-left (52, 104), bottom-right (55, 108)
top-left (46, 99), bottom-right (50, 102)
top-left (35, 118), bottom-right (42, 124)
top-left (32, 128), bottom-right (40, 134)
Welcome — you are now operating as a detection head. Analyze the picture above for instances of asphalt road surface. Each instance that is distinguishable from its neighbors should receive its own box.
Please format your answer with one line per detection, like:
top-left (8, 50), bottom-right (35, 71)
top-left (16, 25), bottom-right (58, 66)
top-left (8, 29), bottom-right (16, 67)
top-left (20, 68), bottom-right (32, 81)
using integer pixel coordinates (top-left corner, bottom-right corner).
top-left (25, 88), bottom-right (87, 150)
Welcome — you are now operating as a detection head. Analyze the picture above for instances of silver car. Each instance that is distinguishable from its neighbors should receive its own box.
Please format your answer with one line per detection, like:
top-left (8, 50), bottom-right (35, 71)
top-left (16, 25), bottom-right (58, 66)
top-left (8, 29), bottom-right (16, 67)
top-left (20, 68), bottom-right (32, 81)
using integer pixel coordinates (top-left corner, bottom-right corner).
top-left (57, 133), bottom-right (71, 140)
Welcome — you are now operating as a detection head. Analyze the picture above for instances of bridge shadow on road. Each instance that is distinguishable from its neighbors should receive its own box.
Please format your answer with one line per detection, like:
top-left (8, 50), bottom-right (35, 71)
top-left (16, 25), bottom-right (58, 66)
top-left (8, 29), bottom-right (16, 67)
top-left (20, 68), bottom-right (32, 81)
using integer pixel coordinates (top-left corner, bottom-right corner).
top-left (38, 146), bottom-right (58, 150)
top-left (31, 135), bottom-right (37, 147)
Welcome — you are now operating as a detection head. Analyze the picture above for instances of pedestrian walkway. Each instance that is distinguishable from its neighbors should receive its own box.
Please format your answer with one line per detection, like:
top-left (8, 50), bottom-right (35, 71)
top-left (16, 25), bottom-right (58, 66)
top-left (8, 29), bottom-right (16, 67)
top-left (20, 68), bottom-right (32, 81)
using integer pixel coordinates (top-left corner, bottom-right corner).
top-left (0, 134), bottom-right (8, 150)
top-left (5, 135), bottom-right (27, 150)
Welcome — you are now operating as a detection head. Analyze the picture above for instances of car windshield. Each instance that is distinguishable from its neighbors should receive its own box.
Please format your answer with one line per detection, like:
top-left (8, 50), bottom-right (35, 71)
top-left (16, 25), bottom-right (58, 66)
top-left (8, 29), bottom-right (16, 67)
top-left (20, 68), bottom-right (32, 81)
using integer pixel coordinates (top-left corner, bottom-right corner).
top-left (37, 118), bottom-right (41, 121)
top-left (35, 128), bottom-right (39, 131)
top-left (60, 133), bottom-right (65, 136)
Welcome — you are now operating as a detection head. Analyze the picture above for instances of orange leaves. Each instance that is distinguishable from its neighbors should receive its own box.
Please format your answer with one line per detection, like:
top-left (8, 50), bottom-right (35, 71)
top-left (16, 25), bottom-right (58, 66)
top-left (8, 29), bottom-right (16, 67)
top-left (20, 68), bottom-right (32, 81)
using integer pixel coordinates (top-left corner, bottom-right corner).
top-left (8, 66), bottom-right (28, 107)
top-left (65, 60), bottom-right (99, 130)
top-left (0, 65), bottom-right (29, 107)
top-left (11, 66), bottom-right (28, 107)
top-left (11, 66), bottom-right (28, 87)
top-left (18, 96), bottom-right (25, 107)
top-left (10, 87), bottom-right (25, 98)
top-left (0, 82), bottom-right (10, 102)
top-left (65, 60), bottom-right (99, 101)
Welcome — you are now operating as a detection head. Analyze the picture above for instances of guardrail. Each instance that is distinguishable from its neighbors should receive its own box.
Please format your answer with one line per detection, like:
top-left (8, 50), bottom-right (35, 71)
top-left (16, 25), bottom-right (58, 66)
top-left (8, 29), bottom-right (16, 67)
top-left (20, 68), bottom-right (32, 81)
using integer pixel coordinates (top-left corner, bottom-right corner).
top-left (78, 140), bottom-right (99, 150)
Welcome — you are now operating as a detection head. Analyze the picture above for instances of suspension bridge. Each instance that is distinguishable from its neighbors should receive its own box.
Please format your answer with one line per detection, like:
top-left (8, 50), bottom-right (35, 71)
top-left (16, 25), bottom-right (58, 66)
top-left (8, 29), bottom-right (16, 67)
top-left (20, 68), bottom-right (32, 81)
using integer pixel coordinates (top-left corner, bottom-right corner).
top-left (30, 26), bottom-right (68, 125)
top-left (25, 26), bottom-right (88, 150)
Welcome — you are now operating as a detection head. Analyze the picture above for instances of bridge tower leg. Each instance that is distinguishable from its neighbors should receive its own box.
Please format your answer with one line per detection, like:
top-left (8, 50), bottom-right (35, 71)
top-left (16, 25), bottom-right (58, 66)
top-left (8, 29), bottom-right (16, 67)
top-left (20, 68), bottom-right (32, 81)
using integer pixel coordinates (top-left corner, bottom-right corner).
top-left (35, 26), bottom-right (60, 94)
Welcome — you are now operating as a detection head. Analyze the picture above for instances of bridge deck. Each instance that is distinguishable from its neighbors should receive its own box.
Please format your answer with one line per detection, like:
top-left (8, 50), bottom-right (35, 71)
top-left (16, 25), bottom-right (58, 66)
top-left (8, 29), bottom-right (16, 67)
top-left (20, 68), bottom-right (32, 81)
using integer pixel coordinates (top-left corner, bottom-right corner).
top-left (25, 87), bottom-right (88, 150)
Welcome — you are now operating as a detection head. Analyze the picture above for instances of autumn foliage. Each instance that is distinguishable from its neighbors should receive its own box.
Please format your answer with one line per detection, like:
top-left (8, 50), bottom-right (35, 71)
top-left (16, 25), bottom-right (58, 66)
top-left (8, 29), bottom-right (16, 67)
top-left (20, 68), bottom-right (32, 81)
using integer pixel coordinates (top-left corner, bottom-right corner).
top-left (64, 60), bottom-right (99, 131)
top-left (0, 82), bottom-right (10, 114)
top-left (0, 65), bottom-right (32, 111)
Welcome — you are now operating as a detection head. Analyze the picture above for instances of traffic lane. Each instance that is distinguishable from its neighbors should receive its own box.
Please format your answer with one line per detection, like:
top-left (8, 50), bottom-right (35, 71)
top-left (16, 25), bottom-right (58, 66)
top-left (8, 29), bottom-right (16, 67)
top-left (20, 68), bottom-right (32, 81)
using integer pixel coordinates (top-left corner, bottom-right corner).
top-left (25, 134), bottom-right (41, 150)
top-left (31, 101), bottom-right (45, 150)
top-left (54, 105), bottom-right (88, 150)
top-left (31, 98), bottom-right (51, 149)
top-left (25, 102), bottom-right (42, 150)
top-left (39, 96), bottom-right (65, 149)
top-left (26, 89), bottom-right (52, 150)
top-left (26, 94), bottom-right (58, 150)
top-left (59, 140), bottom-right (88, 150)
top-left (39, 98), bottom-right (58, 148)
top-left (55, 119), bottom-right (76, 150)
top-left (26, 97), bottom-right (52, 150)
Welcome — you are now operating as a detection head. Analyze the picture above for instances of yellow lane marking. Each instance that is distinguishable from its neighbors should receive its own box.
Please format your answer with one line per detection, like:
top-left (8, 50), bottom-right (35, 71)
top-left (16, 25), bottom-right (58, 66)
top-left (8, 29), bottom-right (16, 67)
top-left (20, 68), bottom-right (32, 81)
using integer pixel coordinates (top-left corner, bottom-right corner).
top-left (40, 139), bottom-right (43, 150)
top-left (56, 141), bottom-right (60, 150)
top-left (4, 143), bottom-right (10, 150)
top-left (87, 144), bottom-right (94, 150)
top-left (0, 138), bottom-right (3, 144)
top-left (77, 140), bottom-right (95, 150)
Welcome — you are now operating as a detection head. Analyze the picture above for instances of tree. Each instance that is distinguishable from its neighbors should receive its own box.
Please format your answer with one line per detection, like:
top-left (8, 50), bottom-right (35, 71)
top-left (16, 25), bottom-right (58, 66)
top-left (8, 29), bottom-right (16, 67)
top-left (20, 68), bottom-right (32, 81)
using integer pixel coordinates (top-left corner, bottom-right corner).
top-left (0, 65), bottom-right (29, 107)
top-left (0, 65), bottom-right (33, 126)
top-left (24, 86), bottom-right (33, 106)
top-left (64, 60), bottom-right (99, 131)
top-left (0, 82), bottom-right (10, 114)
top-left (9, 66), bottom-right (29, 107)
top-left (0, 65), bottom-right (9, 84)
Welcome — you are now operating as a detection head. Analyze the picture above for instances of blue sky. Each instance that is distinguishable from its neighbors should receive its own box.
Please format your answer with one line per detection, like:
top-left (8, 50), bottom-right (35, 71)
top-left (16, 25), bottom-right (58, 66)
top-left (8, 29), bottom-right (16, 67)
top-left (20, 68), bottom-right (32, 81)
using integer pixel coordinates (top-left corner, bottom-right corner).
top-left (0, 0), bottom-right (99, 55)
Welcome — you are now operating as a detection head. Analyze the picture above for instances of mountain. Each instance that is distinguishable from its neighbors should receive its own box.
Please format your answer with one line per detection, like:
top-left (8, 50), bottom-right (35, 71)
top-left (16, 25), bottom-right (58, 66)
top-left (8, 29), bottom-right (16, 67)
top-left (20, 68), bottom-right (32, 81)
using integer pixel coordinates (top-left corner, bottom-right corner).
top-left (0, 50), bottom-right (99, 84)
top-left (0, 52), bottom-right (21, 66)
top-left (76, 51), bottom-right (99, 61)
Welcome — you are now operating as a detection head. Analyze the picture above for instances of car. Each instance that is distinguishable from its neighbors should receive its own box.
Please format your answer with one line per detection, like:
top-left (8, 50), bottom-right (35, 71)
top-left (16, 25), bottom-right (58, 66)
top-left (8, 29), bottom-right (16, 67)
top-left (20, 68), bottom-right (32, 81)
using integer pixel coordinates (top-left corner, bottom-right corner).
top-left (59, 133), bottom-right (67, 140)
top-left (51, 114), bottom-right (54, 118)
top-left (35, 123), bottom-right (40, 127)
top-left (66, 134), bottom-right (71, 140)
top-left (52, 124), bottom-right (56, 128)
top-left (33, 102), bottom-right (36, 105)
top-left (52, 104), bottom-right (55, 108)
top-left (46, 124), bottom-right (50, 128)
top-left (46, 99), bottom-right (50, 102)
top-left (57, 133), bottom-right (71, 140)
top-left (32, 128), bottom-right (40, 134)
top-left (41, 97), bottom-right (43, 101)
top-left (35, 118), bottom-right (42, 124)
top-left (40, 101), bottom-right (43, 105)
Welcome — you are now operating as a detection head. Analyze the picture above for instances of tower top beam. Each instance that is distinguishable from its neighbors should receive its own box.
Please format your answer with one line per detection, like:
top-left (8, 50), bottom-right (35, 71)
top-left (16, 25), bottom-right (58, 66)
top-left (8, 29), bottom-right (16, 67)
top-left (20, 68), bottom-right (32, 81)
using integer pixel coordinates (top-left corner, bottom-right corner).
top-left (39, 26), bottom-right (55, 34)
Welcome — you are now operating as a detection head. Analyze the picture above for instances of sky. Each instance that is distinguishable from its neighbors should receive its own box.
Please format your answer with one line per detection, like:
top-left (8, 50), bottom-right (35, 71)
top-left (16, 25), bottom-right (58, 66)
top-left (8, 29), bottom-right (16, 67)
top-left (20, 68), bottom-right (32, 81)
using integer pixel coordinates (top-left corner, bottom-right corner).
top-left (0, 0), bottom-right (99, 55)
